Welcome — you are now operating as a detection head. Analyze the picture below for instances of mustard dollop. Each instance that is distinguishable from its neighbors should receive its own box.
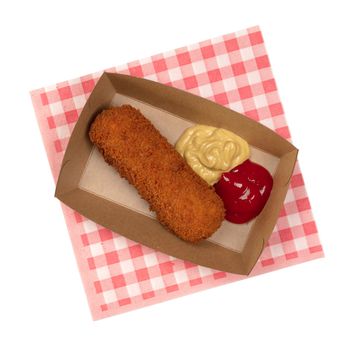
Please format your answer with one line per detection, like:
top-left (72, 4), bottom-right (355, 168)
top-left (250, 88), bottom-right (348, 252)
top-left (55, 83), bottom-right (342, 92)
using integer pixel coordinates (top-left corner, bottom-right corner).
top-left (175, 125), bottom-right (250, 185)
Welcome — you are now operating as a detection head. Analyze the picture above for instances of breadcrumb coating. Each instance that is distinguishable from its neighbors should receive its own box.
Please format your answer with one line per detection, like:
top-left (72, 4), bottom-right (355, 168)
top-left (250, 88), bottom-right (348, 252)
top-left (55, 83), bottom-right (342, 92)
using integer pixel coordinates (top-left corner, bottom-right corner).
top-left (89, 105), bottom-right (225, 243)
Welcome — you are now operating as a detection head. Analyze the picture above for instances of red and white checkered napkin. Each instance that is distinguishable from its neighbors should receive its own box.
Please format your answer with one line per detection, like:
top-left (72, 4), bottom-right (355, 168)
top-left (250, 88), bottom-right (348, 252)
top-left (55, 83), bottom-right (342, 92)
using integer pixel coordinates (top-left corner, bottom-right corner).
top-left (31, 26), bottom-right (323, 320)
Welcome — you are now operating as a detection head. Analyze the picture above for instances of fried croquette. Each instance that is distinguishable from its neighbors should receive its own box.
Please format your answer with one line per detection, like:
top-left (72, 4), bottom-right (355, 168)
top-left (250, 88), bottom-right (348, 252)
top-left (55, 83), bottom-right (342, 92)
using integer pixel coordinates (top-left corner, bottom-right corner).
top-left (89, 105), bottom-right (225, 243)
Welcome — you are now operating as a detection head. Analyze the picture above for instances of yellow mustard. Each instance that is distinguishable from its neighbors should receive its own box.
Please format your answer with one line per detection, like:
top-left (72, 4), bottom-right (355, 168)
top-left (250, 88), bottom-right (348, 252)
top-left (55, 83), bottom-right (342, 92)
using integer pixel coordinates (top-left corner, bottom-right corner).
top-left (175, 125), bottom-right (250, 185)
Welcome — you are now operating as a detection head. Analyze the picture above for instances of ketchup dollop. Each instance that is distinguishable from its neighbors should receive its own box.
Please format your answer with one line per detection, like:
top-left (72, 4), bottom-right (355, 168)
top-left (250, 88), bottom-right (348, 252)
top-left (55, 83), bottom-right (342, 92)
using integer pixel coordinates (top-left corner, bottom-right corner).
top-left (214, 160), bottom-right (273, 224)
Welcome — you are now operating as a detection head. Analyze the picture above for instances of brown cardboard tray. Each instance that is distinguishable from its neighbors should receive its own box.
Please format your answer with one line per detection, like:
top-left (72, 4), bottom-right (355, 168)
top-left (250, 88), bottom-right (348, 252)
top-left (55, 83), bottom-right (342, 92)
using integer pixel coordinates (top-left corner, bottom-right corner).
top-left (55, 72), bottom-right (297, 275)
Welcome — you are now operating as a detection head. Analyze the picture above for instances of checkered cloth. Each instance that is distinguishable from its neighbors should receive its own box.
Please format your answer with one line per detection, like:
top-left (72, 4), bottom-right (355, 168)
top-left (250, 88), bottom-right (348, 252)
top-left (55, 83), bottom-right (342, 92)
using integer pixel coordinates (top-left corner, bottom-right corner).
top-left (30, 26), bottom-right (323, 320)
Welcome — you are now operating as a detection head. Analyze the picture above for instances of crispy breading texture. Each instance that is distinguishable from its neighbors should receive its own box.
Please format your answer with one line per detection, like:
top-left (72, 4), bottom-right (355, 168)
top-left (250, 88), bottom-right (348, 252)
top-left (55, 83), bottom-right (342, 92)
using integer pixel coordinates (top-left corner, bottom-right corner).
top-left (89, 105), bottom-right (225, 243)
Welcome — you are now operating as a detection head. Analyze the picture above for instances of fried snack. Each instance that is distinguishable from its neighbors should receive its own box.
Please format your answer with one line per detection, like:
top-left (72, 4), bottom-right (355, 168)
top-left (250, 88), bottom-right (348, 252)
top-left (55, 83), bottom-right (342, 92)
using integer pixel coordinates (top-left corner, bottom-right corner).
top-left (89, 105), bottom-right (225, 243)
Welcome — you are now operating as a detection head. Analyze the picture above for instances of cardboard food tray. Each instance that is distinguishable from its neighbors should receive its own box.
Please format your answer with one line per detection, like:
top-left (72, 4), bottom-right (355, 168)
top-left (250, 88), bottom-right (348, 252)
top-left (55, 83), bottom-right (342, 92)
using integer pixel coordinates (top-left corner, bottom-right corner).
top-left (55, 72), bottom-right (298, 275)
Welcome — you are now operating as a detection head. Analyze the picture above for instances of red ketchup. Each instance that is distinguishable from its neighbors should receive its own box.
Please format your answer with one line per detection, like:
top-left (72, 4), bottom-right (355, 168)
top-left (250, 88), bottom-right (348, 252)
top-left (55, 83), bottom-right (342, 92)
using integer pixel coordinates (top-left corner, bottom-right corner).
top-left (214, 160), bottom-right (273, 224)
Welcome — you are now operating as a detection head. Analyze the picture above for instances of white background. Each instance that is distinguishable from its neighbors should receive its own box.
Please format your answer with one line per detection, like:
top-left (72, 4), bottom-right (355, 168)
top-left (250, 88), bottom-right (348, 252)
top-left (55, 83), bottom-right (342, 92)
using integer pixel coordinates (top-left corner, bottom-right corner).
top-left (1, 1), bottom-right (355, 349)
